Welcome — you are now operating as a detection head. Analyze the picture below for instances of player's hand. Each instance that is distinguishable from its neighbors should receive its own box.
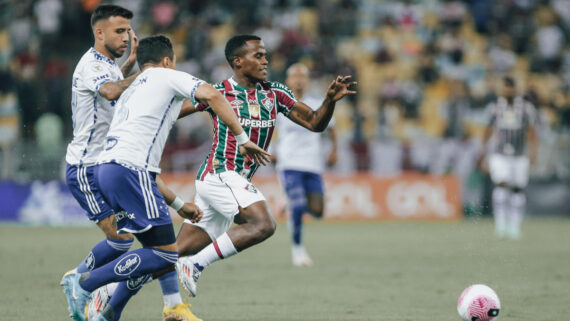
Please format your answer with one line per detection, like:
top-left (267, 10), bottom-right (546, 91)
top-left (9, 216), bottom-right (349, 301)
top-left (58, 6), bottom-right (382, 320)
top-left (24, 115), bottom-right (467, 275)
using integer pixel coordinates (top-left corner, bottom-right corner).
top-left (326, 75), bottom-right (357, 102)
top-left (128, 29), bottom-right (138, 60)
top-left (326, 150), bottom-right (338, 167)
top-left (239, 140), bottom-right (272, 166)
top-left (177, 202), bottom-right (203, 223)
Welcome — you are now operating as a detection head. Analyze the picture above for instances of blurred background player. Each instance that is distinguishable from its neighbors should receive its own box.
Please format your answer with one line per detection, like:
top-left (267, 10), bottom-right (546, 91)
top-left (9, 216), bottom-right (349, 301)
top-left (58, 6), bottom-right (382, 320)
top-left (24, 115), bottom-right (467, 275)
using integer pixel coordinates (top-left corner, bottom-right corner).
top-left (62, 35), bottom-right (269, 321)
top-left (60, 3), bottom-right (139, 315)
top-left (173, 34), bottom-right (355, 303)
top-left (272, 63), bottom-right (338, 267)
top-left (480, 77), bottom-right (538, 240)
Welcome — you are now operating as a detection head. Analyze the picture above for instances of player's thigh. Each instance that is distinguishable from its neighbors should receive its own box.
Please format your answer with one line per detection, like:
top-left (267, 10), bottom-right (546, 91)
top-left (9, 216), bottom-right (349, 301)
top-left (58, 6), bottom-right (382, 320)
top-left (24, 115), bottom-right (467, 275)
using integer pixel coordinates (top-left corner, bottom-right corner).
top-left (97, 163), bottom-right (172, 234)
top-left (512, 156), bottom-right (530, 188)
top-left (182, 184), bottom-right (233, 250)
top-left (236, 200), bottom-right (275, 228)
top-left (303, 172), bottom-right (325, 216)
top-left (66, 164), bottom-right (114, 223)
top-left (488, 154), bottom-right (510, 185)
top-left (279, 170), bottom-right (307, 209)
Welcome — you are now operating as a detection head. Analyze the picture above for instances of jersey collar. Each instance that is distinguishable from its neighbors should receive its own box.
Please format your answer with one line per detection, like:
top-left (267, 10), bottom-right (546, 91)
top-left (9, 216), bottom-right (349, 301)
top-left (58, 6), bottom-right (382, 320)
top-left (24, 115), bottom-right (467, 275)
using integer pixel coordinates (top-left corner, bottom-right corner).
top-left (229, 77), bottom-right (266, 91)
top-left (90, 47), bottom-right (117, 66)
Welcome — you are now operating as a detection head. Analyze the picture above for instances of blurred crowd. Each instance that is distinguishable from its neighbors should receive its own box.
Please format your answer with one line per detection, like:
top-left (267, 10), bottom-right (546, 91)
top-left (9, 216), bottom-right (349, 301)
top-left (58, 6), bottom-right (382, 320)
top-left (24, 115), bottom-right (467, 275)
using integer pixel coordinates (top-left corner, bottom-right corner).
top-left (1, 0), bottom-right (570, 200)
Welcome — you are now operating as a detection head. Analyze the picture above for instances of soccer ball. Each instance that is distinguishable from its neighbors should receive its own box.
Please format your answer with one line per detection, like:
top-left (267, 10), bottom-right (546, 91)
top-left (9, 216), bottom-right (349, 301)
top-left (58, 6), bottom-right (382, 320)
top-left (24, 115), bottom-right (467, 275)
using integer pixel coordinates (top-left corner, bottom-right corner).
top-left (457, 284), bottom-right (501, 321)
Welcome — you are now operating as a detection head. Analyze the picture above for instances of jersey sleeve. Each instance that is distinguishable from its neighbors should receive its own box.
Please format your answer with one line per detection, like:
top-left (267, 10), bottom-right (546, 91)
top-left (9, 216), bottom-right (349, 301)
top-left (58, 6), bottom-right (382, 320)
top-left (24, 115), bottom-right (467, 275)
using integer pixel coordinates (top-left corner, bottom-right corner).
top-left (167, 70), bottom-right (206, 103)
top-left (82, 61), bottom-right (116, 93)
top-left (272, 82), bottom-right (298, 116)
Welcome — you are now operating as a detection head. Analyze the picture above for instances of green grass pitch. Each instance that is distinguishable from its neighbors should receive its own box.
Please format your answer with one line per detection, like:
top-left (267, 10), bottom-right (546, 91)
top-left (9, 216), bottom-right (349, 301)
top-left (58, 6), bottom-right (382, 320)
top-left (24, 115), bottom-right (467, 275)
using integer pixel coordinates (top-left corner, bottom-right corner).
top-left (1, 218), bottom-right (569, 321)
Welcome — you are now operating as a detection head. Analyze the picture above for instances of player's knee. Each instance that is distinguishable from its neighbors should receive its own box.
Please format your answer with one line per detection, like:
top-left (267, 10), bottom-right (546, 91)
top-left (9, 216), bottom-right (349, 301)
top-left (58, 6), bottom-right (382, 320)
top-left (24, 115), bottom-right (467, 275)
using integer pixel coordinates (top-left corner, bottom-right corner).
top-left (252, 218), bottom-right (276, 242)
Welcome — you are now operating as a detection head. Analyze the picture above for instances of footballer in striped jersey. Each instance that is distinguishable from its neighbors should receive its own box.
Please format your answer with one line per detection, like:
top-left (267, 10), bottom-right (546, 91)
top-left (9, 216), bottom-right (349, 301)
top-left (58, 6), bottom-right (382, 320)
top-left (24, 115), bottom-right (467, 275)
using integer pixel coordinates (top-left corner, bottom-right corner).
top-left (480, 77), bottom-right (538, 239)
top-left (173, 35), bottom-right (356, 303)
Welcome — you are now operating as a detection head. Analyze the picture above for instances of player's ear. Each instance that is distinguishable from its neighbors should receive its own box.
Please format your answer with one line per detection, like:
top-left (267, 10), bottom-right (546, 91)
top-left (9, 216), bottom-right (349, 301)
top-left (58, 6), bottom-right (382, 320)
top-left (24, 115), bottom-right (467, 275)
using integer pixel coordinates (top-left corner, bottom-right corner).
top-left (93, 27), bottom-right (104, 42)
top-left (162, 56), bottom-right (170, 68)
top-left (233, 56), bottom-right (241, 69)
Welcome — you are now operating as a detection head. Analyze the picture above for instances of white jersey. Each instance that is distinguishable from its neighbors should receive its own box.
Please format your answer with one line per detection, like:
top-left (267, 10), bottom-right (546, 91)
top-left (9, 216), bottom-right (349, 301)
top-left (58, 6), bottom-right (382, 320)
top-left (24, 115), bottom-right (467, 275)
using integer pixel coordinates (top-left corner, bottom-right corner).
top-left (66, 48), bottom-right (124, 166)
top-left (98, 67), bottom-right (205, 173)
top-left (275, 95), bottom-right (334, 174)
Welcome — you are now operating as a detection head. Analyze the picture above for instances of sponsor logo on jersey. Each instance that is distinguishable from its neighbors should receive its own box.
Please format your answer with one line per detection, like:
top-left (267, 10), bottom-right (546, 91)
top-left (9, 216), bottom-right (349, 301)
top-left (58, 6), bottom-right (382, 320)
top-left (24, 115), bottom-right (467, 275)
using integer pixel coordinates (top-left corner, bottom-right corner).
top-left (230, 99), bottom-right (244, 108)
top-left (213, 158), bottom-right (220, 169)
top-left (226, 90), bottom-right (242, 97)
top-left (249, 104), bottom-right (260, 118)
top-left (105, 137), bottom-right (119, 151)
top-left (245, 183), bottom-right (258, 193)
top-left (115, 211), bottom-right (135, 222)
top-left (126, 274), bottom-right (151, 290)
top-left (114, 253), bottom-right (141, 276)
top-left (92, 74), bottom-right (110, 83)
top-left (238, 118), bottom-right (276, 128)
top-left (261, 97), bottom-right (274, 110)
top-left (85, 252), bottom-right (95, 270)
top-left (91, 64), bottom-right (103, 72)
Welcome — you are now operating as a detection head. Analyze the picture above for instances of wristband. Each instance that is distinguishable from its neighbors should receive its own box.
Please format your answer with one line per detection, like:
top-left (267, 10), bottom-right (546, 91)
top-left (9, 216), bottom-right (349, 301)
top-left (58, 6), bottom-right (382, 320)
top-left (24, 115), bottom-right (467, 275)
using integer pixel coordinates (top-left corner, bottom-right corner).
top-left (169, 196), bottom-right (184, 212)
top-left (235, 132), bottom-right (249, 145)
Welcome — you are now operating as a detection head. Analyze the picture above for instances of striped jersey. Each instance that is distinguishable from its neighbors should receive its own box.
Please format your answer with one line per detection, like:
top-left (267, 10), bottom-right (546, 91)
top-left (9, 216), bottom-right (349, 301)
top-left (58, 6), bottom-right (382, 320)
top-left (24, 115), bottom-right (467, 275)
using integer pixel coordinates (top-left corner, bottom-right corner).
top-left (196, 77), bottom-right (297, 181)
top-left (486, 96), bottom-right (536, 156)
top-left (66, 48), bottom-right (123, 166)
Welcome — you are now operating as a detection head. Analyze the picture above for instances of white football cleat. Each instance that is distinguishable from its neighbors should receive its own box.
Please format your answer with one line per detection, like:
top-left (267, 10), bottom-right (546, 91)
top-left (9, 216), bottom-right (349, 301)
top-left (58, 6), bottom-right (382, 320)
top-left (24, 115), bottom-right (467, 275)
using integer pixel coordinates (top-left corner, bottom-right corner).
top-left (177, 257), bottom-right (202, 297)
top-left (292, 245), bottom-right (313, 267)
top-left (87, 283), bottom-right (117, 321)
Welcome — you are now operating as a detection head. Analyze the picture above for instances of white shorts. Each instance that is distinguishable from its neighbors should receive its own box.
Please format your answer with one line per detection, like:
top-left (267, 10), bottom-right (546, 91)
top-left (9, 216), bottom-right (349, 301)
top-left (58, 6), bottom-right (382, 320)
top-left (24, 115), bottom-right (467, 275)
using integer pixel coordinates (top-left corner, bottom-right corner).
top-left (184, 171), bottom-right (266, 240)
top-left (488, 154), bottom-right (529, 188)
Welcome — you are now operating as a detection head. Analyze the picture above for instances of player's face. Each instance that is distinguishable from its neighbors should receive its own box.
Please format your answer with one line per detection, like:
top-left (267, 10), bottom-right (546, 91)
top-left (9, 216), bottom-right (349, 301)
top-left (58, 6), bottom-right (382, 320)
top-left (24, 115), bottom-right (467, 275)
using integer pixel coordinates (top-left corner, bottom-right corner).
top-left (239, 40), bottom-right (269, 82)
top-left (97, 16), bottom-right (132, 58)
top-left (502, 85), bottom-right (516, 99)
top-left (285, 66), bottom-right (309, 94)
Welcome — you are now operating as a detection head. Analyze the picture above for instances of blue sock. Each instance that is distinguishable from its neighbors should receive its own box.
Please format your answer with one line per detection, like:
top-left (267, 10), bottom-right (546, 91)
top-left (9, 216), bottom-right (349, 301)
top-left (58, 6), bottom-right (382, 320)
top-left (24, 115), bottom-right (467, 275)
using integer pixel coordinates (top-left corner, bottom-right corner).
top-left (290, 205), bottom-right (304, 245)
top-left (77, 238), bottom-right (134, 273)
top-left (158, 270), bottom-right (180, 295)
top-left (105, 276), bottom-right (150, 321)
top-left (80, 247), bottom-right (177, 292)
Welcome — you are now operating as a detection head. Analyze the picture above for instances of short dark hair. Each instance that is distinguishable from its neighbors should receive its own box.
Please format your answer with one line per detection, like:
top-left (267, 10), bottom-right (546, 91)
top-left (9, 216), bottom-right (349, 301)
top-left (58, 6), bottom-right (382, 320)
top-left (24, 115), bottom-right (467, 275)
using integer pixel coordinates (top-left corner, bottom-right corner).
top-left (224, 35), bottom-right (261, 68)
top-left (503, 76), bottom-right (516, 88)
top-left (137, 35), bottom-right (174, 67)
top-left (91, 4), bottom-right (133, 27)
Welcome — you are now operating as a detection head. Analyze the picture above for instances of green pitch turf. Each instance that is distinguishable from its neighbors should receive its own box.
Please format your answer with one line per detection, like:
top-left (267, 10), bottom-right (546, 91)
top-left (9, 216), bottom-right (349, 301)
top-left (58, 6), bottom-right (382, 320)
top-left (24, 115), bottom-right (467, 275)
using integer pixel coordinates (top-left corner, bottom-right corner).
top-left (1, 218), bottom-right (569, 321)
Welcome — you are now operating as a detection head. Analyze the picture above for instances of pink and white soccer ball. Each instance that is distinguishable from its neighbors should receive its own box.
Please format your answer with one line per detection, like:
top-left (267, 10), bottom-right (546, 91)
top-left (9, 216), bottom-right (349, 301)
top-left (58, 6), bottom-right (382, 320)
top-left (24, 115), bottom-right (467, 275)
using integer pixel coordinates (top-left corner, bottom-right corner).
top-left (457, 284), bottom-right (501, 321)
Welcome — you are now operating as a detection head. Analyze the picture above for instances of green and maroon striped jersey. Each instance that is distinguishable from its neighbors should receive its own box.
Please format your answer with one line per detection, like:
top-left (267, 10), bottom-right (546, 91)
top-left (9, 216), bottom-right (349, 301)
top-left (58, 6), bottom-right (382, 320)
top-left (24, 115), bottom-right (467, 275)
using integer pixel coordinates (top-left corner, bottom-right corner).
top-left (196, 77), bottom-right (297, 181)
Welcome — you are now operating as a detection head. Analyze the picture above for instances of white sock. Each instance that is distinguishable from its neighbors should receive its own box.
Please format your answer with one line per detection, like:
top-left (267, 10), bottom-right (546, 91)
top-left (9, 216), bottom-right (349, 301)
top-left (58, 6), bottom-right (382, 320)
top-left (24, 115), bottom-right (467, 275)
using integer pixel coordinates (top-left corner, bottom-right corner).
top-left (492, 186), bottom-right (510, 235)
top-left (163, 293), bottom-right (183, 308)
top-left (193, 233), bottom-right (238, 268)
top-left (509, 192), bottom-right (526, 235)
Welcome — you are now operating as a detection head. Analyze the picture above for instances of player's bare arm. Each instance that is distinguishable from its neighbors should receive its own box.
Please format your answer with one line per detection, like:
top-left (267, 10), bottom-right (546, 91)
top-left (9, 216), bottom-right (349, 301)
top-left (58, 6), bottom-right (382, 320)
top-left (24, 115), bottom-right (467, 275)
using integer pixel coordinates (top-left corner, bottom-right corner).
top-left (178, 99), bottom-right (197, 119)
top-left (98, 72), bottom-right (139, 101)
top-left (156, 175), bottom-right (203, 223)
top-left (194, 83), bottom-right (272, 165)
top-left (288, 75), bottom-right (357, 132)
top-left (120, 29), bottom-right (138, 77)
top-left (326, 126), bottom-right (338, 167)
top-left (477, 125), bottom-right (494, 171)
top-left (528, 124), bottom-right (538, 165)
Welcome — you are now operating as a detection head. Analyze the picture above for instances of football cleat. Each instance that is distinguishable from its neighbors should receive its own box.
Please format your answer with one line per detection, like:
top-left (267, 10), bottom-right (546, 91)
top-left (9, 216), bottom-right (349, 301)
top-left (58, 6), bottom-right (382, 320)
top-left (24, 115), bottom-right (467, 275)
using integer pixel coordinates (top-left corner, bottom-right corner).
top-left (177, 257), bottom-right (202, 297)
top-left (163, 303), bottom-right (202, 321)
top-left (61, 272), bottom-right (91, 321)
top-left (86, 283), bottom-right (115, 321)
top-left (292, 245), bottom-right (313, 267)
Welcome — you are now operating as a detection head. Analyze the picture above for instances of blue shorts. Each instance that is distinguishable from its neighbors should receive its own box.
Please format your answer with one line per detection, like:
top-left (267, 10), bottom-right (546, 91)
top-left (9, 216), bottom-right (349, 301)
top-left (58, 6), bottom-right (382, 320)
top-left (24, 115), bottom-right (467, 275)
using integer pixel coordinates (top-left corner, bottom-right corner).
top-left (96, 162), bottom-right (172, 234)
top-left (66, 164), bottom-right (114, 222)
top-left (279, 170), bottom-right (324, 208)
